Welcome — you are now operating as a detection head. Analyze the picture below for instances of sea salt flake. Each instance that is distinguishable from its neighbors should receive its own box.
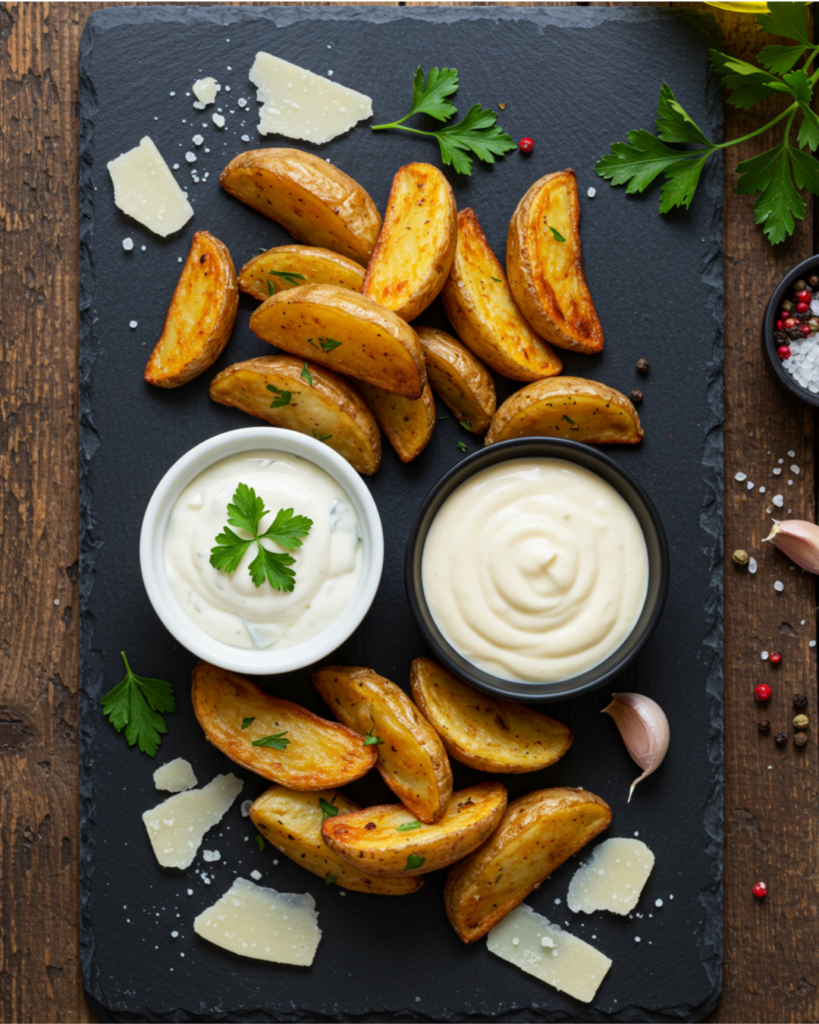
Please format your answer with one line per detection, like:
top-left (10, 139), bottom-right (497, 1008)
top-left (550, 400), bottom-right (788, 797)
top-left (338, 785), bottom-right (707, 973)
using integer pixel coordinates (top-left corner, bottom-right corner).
top-left (749, 557), bottom-right (758, 574)
top-left (773, 494), bottom-right (785, 507)
top-left (788, 450), bottom-right (796, 457)
top-left (761, 651), bottom-right (769, 660)
top-left (122, 237), bottom-right (134, 251)
top-left (773, 468), bottom-right (782, 475)
top-left (735, 472), bottom-right (747, 482)
top-left (774, 581), bottom-right (784, 592)
top-left (587, 186), bottom-right (597, 198)
top-left (810, 640), bottom-right (816, 648)
top-left (185, 151), bottom-right (197, 163)
top-left (747, 481), bottom-right (754, 490)
top-left (129, 320), bottom-right (138, 329)
top-left (212, 112), bottom-right (226, 128)
top-left (760, 486), bottom-right (766, 494)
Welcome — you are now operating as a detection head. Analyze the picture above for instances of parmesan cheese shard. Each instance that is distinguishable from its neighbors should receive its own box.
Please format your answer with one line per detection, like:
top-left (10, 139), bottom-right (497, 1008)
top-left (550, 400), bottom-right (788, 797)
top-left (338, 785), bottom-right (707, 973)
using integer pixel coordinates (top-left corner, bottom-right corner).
top-left (107, 136), bottom-right (193, 237)
top-left (567, 837), bottom-right (655, 916)
top-left (193, 77), bottom-right (219, 106)
top-left (193, 877), bottom-right (321, 965)
top-left (249, 52), bottom-right (373, 144)
top-left (142, 773), bottom-right (243, 869)
top-left (153, 757), bottom-right (198, 793)
top-left (487, 903), bottom-right (612, 1004)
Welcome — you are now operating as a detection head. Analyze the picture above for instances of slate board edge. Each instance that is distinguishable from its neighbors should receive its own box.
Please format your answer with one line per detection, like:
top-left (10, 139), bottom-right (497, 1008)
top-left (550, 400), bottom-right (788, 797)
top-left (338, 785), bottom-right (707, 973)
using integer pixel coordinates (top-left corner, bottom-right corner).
top-left (77, 5), bottom-right (724, 1022)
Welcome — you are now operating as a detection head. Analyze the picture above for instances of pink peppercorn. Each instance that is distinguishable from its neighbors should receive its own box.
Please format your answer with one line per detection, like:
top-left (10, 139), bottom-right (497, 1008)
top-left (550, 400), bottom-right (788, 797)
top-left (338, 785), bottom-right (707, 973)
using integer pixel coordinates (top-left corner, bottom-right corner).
top-left (755, 683), bottom-right (772, 702)
top-left (803, 324), bottom-right (812, 336)
top-left (752, 882), bottom-right (767, 899)
top-left (519, 137), bottom-right (534, 154)
top-left (796, 302), bottom-right (810, 314)
top-left (797, 290), bottom-right (812, 302)
top-left (778, 345), bottom-right (792, 359)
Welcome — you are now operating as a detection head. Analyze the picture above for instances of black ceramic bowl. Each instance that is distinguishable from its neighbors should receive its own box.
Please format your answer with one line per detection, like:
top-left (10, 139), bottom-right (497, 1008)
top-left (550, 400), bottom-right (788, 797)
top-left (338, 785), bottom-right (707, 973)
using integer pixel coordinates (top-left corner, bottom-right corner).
top-left (763, 253), bottom-right (819, 407)
top-left (405, 437), bottom-right (669, 703)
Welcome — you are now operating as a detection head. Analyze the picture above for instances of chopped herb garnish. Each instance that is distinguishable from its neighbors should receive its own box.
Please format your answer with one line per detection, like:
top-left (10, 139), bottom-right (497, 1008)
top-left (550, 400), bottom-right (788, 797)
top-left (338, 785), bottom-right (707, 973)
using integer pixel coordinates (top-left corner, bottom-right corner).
top-left (312, 429), bottom-right (333, 442)
top-left (458, 419), bottom-right (472, 431)
top-left (266, 383), bottom-right (292, 408)
top-left (255, 834), bottom-right (265, 852)
top-left (306, 337), bottom-right (319, 349)
top-left (364, 725), bottom-right (383, 746)
top-left (100, 651), bottom-right (176, 757)
top-left (267, 279), bottom-right (275, 296)
top-left (252, 730), bottom-right (290, 750)
top-left (319, 797), bottom-right (339, 823)
top-left (457, 439), bottom-right (467, 452)
top-left (396, 821), bottom-right (423, 832)
top-left (404, 853), bottom-right (426, 872)
top-left (562, 414), bottom-right (576, 425)
top-left (301, 362), bottom-right (314, 386)
top-left (325, 872), bottom-right (336, 885)
top-left (241, 717), bottom-right (256, 730)
top-left (437, 415), bottom-right (449, 421)
top-left (547, 225), bottom-right (566, 242)
top-left (257, 247), bottom-right (268, 255)
top-left (319, 337), bottom-right (343, 353)
top-left (491, 276), bottom-right (501, 282)
top-left (268, 270), bottom-right (307, 286)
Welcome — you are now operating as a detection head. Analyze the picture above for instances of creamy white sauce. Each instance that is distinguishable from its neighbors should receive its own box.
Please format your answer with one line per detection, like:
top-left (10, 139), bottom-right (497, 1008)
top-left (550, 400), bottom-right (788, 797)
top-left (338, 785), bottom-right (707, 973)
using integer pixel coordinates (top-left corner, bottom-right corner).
top-left (165, 452), bottom-right (362, 649)
top-left (421, 458), bottom-right (649, 683)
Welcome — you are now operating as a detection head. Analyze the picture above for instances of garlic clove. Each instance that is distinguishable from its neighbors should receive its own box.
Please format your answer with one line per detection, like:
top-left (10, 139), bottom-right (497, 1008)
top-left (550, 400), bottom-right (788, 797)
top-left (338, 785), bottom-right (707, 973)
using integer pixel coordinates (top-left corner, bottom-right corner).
top-left (763, 520), bottom-right (819, 574)
top-left (602, 692), bottom-right (670, 802)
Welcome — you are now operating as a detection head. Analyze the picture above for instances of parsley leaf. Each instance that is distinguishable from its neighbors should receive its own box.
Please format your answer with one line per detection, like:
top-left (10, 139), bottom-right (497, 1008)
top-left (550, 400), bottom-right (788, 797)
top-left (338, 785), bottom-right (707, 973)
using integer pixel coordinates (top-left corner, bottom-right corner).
top-left (318, 337), bottom-right (342, 353)
top-left (325, 872), bottom-right (336, 885)
top-left (562, 415), bottom-right (576, 425)
top-left (252, 730), bottom-right (290, 750)
top-left (100, 652), bottom-right (176, 757)
top-left (459, 419), bottom-right (472, 431)
top-left (409, 66), bottom-right (459, 122)
top-left (319, 797), bottom-right (339, 823)
top-left (457, 440), bottom-right (467, 453)
top-left (312, 429), bottom-right (333, 442)
top-left (268, 270), bottom-right (307, 286)
top-left (266, 383), bottom-right (292, 408)
top-left (546, 225), bottom-right (566, 242)
top-left (404, 854), bottom-right (425, 872)
top-left (267, 279), bottom-right (275, 296)
top-left (364, 725), bottom-right (383, 746)
top-left (757, 3), bottom-right (811, 45)
top-left (255, 834), bottom-right (265, 852)
top-left (396, 821), bottom-right (423, 832)
top-left (301, 363), bottom-right (313, 386)
top-left (241, 716), bottom-right (255, 729)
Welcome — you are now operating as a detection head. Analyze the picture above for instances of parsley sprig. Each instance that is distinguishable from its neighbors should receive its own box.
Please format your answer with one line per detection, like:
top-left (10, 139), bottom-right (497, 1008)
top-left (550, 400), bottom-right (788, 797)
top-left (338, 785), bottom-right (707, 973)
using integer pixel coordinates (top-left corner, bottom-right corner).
top-left (100, 652), bottom-right (176, 757)
top-left (595, 3), bottom-right (819, 245)
top-left (209, 483), bottom-right (312, 592)
top-left (372, 67), bottom-right (516, 176)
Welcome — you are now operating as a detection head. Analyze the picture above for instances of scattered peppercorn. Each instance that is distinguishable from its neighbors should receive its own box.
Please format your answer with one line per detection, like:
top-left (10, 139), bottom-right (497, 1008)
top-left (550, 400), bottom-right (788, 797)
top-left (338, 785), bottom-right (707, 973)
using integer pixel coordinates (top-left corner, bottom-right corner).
top-left (810, 274), bottom-right (819, 287)
top-left (793, 693), bottom-right (808, 709)
top-left (752, 881), bottom-right (767, 899)
top-left (629, 389), bottom-right (643, 403)
top-left (636, 358), bottom-right (650, 373)
top-left (758, 719), bottom-right (770, 733)
top-left (794, 714), bottom-right (809, 731)
top-left (755, 683), bottom-right (772, 702)
top-left (732, 549), bottom-right (749, 566)
top-left (795, 732), bottom-right (808, 747)
top-left (769, 652), bottom-right (782, 665)
top-left (782, 298), bottom-right (794, 311)
top-left (796, 278), bottom-right (808, 291)
top-left (775, 731), bottom-right (787, 746)
top-left (778, 345), bottom-right (792, 360)
top-left (519, 137), bottom-right (533, 154)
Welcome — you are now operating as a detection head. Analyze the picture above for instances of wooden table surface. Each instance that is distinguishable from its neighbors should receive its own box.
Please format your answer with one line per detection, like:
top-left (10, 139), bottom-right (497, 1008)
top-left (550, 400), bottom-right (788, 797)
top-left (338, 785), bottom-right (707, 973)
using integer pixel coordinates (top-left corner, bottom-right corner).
top-left (2, 2), bottom-right (817, 1021)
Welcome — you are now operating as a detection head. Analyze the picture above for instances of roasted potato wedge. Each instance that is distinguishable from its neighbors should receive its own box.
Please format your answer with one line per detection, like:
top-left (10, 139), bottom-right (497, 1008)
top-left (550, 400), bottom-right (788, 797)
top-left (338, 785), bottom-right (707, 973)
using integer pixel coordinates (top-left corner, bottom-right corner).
top-left (362, 163), bottom-right (457, 322)
top-left (440, 208), bottom-right (562, 382)
top-left (485, 376), bottom-right (643, 446)
top-left (250, 786), bottom-right (422, 894)
top-left (410, 658), bottom-right (572, 773)
top-left (507, 169), bottom-right (603, 354)
top-left (444, 788), bottom-right (612, 943)
top-left (220, 148), bottom-right (381, 265)
top-left (416, 327), bottom-right (496, 434)
top-left (356, 380), bottom-right (435, 462)
top-left (250, 284), bottom-right (427, 399)
top-left (209, 355), bottom-right (381, 475)
top-left (313, 666), bottom-right (453, 823)
top-left (238, 245), bottom-right (365, 301)
top-left (144, 230), bottom-right (238, 388)
top-left (192, 662), bottom-right (376, 789)
top-left (322, 782), bottom-right (507, 876)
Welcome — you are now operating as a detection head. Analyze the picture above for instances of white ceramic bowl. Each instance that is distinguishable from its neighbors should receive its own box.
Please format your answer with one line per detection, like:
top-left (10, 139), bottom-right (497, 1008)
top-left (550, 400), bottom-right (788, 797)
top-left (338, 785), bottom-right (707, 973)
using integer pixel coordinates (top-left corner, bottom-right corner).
top-left (140, 427), bottom-right (384, 674)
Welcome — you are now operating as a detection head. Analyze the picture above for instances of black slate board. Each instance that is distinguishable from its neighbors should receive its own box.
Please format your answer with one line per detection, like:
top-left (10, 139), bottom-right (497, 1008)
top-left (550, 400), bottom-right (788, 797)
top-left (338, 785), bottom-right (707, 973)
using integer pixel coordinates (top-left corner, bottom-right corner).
top-left (79, 6), bottom-right (724, 1021)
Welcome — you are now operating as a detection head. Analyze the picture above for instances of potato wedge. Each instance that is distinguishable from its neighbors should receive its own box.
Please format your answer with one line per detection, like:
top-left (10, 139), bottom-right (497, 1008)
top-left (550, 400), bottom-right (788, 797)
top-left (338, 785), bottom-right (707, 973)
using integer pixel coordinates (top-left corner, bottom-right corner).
top-left (220, 148), bottom-right (381, 265)
top-left (356, 380), bottom-right (435, 463)
top-left (507, 169), bottom-right (603, 354)
top-left (250, 786), bottom-right (422, 894)
top-left (410, 658), bottom-right (572, 773)
top-left (192, 662), bottom-right (376, 789)
top-left (144, 230), bottom-right (238, 388)
top-left (444, 788), bottom-right (612, 943)
top-left (312, 666), bottom-right (453, 823)
top-left (322, 782), bottom-right (507, 876)
top-left (209, 355), bottom-right (381, 475)
top-left (485, 376), bottom-right (643, 446)
top-left (238, 245), bottom-right (365, 301)
top-left (440, 209), bottom-right (562, 382)
top-left (417, 327), bottom-right (496, 434)
top-left (250, 284), bottom-right (427, 399)
top-left (362, 163), bottom-right (457, 322)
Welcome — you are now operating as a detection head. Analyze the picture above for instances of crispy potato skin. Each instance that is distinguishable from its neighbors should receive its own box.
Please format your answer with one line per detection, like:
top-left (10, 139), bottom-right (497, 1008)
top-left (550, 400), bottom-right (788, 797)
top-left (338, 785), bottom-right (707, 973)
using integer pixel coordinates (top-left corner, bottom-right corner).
top-left (238, 245), bottom-right (365, 301)
top-left (410, 658), bottom-right (572, 773)
top-left (363, 163), bottom-right (457, 322)
top-left (313, 666), bottom-right (453, 823)
top-left (507, 169), bottom-right (603, 354)
top-left (444, 788), bottom-right (612, 943)
top-left (485, 376), bottom-right (643, 446)
top-left (220, 148), bottom-right (381, 265)
top-left (416, 327), bottom-right (496, 434)
top-left (357, 380), bottom-right (435, 463)
top-left (192, 662), bottom-right (376, 789)
top-left (250, 786), bottom-right (423, 894)
top-left (209, 355), bottom-right (382, 475)
top-left (322, 782), bottom-right (507, 876)
top-left (440, 209), bottom-right (562, 382)
top-left (144, 230), bottom-right (238, 388)
top-left (249, 283), bottom-right (427, 399)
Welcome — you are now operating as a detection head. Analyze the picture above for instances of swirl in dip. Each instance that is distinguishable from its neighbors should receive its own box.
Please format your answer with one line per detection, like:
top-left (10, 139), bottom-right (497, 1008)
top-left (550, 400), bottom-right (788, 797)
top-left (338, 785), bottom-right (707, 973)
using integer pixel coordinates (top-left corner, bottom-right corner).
top-left (165, 451), bottom-right (362, 650)
top-left (421, 458), bottom-right (648, 683)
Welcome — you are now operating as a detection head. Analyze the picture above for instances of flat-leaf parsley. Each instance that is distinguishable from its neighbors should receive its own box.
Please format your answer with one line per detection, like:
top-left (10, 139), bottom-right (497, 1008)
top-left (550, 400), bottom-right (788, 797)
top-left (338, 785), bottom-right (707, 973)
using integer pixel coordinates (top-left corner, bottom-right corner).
top-left (100, 651), bottom-right (176, 757)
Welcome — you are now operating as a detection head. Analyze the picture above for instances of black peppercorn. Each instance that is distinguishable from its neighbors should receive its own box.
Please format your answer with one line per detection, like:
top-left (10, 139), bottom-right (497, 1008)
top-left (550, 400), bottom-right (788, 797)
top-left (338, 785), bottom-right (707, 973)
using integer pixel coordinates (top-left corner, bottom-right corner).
top-left (636, 358), bottom-right (650, 373)
top-left (775, 731), bottom-right (788, 746)
top-left (793, 693), bottom-right (808, 709)
top-left (629, 389), bottom-right (643, 403)
top-left (809, 274), bottom-right (819, 287)
top-left (758, 720), bottom-right (770, 733)
top-left (795, 732), bottom-right (808, 747)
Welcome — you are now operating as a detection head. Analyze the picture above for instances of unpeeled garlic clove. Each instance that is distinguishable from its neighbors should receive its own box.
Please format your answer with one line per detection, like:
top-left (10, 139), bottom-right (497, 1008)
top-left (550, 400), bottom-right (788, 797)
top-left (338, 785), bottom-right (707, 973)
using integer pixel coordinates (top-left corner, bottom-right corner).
top-left (602, 692), bottom-right (670, 802)
top-left (763, 520), bottom-right (819, 574)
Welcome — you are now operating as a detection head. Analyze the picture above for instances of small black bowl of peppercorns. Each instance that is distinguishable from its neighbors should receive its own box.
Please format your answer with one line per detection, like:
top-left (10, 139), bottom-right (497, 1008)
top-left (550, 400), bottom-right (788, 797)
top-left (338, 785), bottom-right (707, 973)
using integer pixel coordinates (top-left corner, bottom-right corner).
top-left (764, 255), bottom-right (819, 406)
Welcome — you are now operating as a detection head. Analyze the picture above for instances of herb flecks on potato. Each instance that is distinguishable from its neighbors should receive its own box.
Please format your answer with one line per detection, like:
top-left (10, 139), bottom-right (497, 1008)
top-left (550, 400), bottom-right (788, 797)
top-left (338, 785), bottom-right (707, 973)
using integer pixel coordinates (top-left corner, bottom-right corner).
top-left (238, 245), bottom-right (365, 301)
top-left (357, 380), bottom-right (436, 463)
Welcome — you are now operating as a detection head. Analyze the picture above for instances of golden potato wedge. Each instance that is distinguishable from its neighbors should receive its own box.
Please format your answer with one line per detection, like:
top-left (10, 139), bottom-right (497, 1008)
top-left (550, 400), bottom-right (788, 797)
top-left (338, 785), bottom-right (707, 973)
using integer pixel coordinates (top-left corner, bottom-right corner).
top-left (144, 230), bottom-right (238, 388)
top-left (444, 788), bottom-right (612, 943)
top-left (312, 666), bottom-right (453, 823)
top-left (485, 376), bottom-right (643, 446)
top-left (417, 327), bottom-right (496, 434)
top-left (440, 208), bottom-right (562, 382)
top-left (507, 169), bottom-right (603, 354)
top-left (192, 662), bottom-right (376, 789)
top-left (220, 148), bottom-right (381, 265)
top-left (250, 786), bottom-right (422, 895)
top-left (362, 162), bottom-right (457, 322)
top-left (250, 284), bottom-right (427, 400)
top-left (209, 355), bottom-right (381, 475)
top-left (322, 782), bottom-right (507, 877)
top-left (238, 245), bottom-right (365, 301)
top-left (410, 658), bottom-right (572, 773)
top-left (356, 380), bottom-right (435, 463)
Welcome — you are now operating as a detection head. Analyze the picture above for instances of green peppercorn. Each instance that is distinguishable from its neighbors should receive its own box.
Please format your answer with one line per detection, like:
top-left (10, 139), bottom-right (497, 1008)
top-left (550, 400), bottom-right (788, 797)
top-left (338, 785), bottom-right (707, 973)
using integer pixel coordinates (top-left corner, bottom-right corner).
top-left (782, 299), bottom-right (794, 311)
top-left (733, 550), bottom-right (749, 566)
top-left (758, 720), bottom-right (770, 733)
top-left (775, 732), bottom-right (788, 746)
top-left (794, 714), bottom-right (809, 731)
top-left (795, 732), bottom-right (808, 747)
top-left (796, 279), bottom-right (808, 291)
top-left (809, 319), bottom-right (819, 333)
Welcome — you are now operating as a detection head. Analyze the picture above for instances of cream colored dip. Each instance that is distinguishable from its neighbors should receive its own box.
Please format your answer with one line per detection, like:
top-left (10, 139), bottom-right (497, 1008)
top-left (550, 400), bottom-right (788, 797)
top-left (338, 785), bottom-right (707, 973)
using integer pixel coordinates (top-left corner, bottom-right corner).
top-left (421, 458), bottom-right (649, 683)
top-left (165, 451), bottom-right (361, 650)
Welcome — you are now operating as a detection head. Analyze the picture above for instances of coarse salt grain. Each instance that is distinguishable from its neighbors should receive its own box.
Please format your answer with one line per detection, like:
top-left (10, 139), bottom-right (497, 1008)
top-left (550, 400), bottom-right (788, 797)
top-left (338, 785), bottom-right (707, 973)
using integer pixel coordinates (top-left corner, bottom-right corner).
top-left (129, 320), bottom-right (138, 329)
top-left (238, 97), bottom-right (247, 107)
top-left (761, 651), bottom-right (769, 660)
top-left (792, 464), bottom-right (801, 474)
top-left (250, 869), bottom-right (262, 881)
top-left (774, 581), bottom-right (784, 592)
top-left (749, 557), bottom-right (758, 574)
top-left (122, 237), bottom-right (134, 251)
top-left (241, 134), bottom-right (250, 142)
top-left (773, 494), bottom-right (784, 507)
top-left (747, 481), bottom-right (754, 490)
top-left (212, 113), bottom-right (226, 128)
top-left (635, 936), bottom-right (641, 943)
top-left (811, 640), bottom-right (817, 648)
top-left (760, 486), bottom-right (767, 494)
top-left (655, 898), bottom-right (663, 908)
top-left (192, 134), bottom-right (204, 146)
top-left (202, 849), bottom-right (221, 863)
top-left (185, 152), bottom-right (196, 163)
top-left (240, 800), bottom-right (252, 818)
top-left (587, 186), bottom-right (596, 197)
top-left (788, 450), bottom-right (795, 457)
top-left (773, 468), bottom-right (782, 475)
top-left (735, 472), bottom-right (747, 482)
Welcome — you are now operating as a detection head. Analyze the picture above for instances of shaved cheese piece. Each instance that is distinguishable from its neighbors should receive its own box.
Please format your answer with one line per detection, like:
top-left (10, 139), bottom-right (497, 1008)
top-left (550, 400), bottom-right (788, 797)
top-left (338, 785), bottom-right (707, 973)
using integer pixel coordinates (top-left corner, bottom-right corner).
top-left (249, 51), bottom-right (372, 144)
top-left (567, 838), bottom-right (655, 916)
top-left (153, 757), bottom-right (198, 793)
top-left (194, 877), bottom-right (321, 965)
top-left (142, 773), bottom-right (242, 869)
top-left (487, 904), bottom-right (612, 1004)
top-left (107, 136), bottom-right (193, 237)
